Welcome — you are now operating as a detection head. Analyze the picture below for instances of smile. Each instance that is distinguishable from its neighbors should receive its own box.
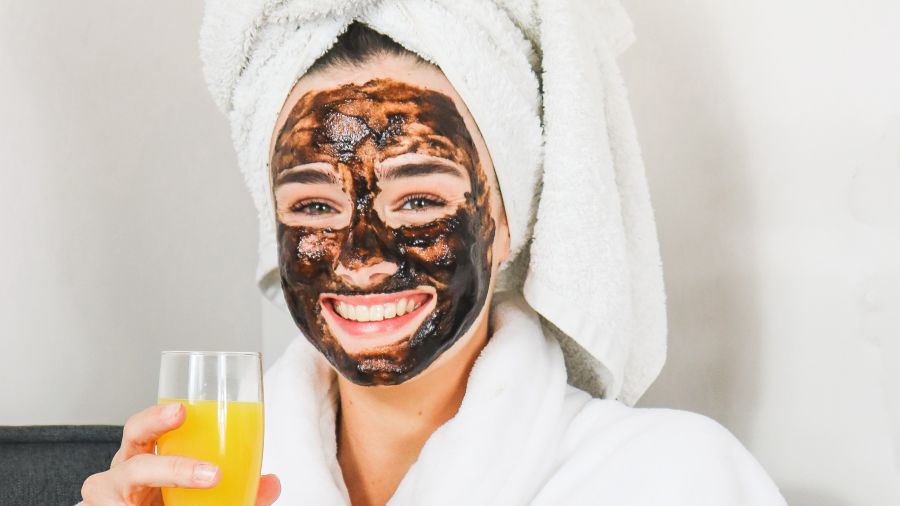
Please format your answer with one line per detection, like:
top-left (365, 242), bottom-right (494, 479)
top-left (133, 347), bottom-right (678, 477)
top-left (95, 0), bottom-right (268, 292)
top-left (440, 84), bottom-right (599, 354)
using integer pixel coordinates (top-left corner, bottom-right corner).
top-left (318, 287), bottom-right (437, 353)
top-left (333, 296), bottom-right (424, 322)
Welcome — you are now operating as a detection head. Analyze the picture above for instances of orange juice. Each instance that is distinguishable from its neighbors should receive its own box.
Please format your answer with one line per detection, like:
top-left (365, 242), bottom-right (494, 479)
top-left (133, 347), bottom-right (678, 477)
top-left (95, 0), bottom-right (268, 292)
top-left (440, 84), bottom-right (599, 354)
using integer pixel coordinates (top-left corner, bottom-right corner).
top-left (157, 399), bottom-right (264, 506)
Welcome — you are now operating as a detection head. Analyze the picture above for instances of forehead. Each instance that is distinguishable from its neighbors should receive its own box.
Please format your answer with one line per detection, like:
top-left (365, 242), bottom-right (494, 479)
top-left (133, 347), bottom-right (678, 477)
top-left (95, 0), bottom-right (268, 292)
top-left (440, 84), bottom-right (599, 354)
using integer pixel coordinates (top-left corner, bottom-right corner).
top-left (273, 79), bottom-right (474, 168)
top-left (289, 79), bottom-right (463, 127)
top-left (272, 58), bottom-right (456, 137)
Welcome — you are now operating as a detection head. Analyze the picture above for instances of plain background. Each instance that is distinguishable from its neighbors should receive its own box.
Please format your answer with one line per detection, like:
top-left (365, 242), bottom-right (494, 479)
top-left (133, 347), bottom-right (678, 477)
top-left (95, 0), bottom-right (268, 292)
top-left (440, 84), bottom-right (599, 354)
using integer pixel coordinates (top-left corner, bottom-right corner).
top-left (1, 1), bottom-right (897, 505)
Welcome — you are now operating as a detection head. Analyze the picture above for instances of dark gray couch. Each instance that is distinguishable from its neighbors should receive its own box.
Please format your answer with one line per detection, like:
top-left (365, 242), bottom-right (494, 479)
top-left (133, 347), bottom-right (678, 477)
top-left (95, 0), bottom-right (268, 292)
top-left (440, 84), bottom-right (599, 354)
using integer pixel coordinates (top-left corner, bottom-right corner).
top-left (0, 425), bottom-right (122, 505)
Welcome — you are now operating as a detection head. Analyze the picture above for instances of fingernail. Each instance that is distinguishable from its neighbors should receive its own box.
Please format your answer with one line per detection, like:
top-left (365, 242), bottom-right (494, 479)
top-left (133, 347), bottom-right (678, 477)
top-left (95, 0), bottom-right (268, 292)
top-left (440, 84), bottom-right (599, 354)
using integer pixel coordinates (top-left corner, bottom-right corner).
top-left (161, 403), bottom-right (181, 421)
top-left (193, 463), bottom-right (219, 483)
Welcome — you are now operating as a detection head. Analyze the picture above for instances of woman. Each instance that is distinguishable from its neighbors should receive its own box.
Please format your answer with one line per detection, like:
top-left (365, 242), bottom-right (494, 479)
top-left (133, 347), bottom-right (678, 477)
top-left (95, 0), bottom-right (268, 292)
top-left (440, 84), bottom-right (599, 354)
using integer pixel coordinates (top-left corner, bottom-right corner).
top-left (81, 3), bottom-right (786, 505)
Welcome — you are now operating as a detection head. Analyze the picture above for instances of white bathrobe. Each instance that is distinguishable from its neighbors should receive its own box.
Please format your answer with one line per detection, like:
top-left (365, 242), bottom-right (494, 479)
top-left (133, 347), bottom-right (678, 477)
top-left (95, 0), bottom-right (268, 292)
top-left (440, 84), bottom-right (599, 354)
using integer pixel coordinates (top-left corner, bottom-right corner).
top-left (262, 295), bottom-right (787, 505)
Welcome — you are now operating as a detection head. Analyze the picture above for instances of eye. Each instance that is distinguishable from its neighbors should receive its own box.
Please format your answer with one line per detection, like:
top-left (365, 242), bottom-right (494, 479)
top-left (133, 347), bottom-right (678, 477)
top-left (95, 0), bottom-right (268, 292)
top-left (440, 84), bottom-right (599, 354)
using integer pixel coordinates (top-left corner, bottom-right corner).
top-left (291, 200), bottom-right (337, 215)
top-left (398, 194), bottom-right (447, 211)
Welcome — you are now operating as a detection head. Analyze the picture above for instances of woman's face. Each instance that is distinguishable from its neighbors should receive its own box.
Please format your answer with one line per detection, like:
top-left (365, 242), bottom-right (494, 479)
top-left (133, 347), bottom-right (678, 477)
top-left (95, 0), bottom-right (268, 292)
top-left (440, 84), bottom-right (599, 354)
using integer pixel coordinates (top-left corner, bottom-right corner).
top-left (269, 56), bottom-right (508, 385)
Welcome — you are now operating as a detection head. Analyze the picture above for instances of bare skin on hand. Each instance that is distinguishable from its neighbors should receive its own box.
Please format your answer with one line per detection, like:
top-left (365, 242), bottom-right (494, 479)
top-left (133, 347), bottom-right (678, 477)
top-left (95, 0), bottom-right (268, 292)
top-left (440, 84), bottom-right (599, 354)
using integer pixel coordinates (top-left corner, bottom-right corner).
top-left (79, 403), bottom-right (280, 506)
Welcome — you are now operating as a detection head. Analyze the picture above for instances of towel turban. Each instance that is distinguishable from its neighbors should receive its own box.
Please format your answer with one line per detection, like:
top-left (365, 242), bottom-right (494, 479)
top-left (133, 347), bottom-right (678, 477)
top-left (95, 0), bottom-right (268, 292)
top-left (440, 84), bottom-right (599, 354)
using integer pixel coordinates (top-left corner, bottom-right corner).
top-left (199, 0), bottom-right (666, 405)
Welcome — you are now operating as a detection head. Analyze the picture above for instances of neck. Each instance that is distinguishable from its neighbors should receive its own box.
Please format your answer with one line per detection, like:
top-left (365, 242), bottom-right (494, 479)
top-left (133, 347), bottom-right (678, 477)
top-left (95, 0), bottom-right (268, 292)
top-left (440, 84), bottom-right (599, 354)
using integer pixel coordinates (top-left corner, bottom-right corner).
top-left (336, 312), bottom-right (489, 506)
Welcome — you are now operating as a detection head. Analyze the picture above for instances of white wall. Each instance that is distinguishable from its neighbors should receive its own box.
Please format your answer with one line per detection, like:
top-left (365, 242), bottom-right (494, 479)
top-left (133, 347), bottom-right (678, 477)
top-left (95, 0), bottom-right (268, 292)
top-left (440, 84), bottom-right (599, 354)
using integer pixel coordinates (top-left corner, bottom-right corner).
top-left (1, 1), bottom-right (897, 505)
top-left (0, 1), bottom-right (261, 425)
top-left (619, 1), bottom-right (900, 505)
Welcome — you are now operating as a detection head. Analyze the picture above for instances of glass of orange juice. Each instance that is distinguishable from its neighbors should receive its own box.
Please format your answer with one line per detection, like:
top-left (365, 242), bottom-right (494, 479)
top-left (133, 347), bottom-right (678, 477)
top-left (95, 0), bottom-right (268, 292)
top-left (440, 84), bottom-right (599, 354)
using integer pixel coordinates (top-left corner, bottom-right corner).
top-left (156, 351), bottom-right (264, 506)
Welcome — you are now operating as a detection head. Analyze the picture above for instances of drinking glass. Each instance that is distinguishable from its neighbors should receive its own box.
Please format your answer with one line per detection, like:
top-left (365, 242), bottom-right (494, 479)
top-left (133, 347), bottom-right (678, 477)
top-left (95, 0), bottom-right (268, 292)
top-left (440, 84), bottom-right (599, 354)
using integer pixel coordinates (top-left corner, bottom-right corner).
top-left (156, 351), bottom-right (264, 506)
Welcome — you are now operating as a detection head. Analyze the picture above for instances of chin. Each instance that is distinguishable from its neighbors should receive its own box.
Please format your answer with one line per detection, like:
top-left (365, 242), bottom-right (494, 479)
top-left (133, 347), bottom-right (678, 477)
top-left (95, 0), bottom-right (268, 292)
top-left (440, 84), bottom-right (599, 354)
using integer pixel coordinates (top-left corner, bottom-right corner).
top-left (327, 286), bottom-right (494, 387)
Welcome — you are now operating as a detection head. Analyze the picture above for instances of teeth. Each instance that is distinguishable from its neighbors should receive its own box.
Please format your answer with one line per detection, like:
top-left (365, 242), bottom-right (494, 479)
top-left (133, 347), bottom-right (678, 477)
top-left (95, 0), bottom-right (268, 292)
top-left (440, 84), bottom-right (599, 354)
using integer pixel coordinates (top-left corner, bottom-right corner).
top-left (330, 297), bottom-right (425, 322)
top-left (336, 302), bottom-right (355, 320)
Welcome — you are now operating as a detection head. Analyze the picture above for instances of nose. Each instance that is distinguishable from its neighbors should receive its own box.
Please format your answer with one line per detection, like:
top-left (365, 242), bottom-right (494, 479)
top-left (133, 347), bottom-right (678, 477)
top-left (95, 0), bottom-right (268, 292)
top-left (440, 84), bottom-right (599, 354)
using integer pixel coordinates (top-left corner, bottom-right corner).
top-left (334, 259), bottom-right (399, 288)
top-left (336, 209), bottom-right (399, 289)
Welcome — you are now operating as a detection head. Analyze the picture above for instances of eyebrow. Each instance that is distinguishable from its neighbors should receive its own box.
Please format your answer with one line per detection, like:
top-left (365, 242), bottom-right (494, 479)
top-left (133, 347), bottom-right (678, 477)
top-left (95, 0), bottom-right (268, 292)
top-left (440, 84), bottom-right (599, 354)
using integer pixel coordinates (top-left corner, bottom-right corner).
top-left (379, 161), bottom-right (466, 182)
top-left (275, 164), bottom-right (339, 186)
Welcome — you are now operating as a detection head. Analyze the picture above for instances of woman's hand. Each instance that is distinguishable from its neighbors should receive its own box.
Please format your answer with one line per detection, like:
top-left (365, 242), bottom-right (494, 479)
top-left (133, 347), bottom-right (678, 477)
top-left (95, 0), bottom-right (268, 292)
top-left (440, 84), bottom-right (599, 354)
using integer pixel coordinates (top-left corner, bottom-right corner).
top-left (80, 403), bottom-right (280, 505)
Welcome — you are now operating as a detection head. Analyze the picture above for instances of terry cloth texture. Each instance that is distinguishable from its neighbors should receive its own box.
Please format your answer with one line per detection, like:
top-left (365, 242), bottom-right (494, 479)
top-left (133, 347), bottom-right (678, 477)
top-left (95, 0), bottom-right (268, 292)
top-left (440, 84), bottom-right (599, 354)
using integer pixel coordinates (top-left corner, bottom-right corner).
top-left (199, 0), bottom-right (667, 404)
top-left (262, 295), bottom-right (787, 504)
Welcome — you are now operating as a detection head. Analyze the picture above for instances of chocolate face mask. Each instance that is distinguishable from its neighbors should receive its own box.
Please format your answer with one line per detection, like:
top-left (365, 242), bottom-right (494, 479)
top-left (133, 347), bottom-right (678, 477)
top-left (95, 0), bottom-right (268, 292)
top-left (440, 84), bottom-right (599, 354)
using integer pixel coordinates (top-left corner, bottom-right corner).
top-left (271, 78), bottom-right (495, 385)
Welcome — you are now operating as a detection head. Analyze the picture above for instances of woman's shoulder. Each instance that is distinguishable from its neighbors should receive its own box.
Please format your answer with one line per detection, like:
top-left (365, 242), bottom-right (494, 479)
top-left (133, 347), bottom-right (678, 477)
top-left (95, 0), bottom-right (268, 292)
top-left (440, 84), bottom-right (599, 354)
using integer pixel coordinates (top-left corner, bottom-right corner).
top-left (556, 389), bottom-right (748, 470)
top-left (561, 389), bottom-right (740, 450)
top-left (535, 388), bottom-right (787, 505)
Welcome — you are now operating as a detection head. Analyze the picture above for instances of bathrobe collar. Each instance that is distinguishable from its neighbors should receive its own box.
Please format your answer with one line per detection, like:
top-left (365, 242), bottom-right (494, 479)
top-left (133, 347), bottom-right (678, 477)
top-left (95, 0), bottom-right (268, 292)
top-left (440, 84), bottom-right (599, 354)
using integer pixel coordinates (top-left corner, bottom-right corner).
top-left (262, 294), bottom-right (569, 505)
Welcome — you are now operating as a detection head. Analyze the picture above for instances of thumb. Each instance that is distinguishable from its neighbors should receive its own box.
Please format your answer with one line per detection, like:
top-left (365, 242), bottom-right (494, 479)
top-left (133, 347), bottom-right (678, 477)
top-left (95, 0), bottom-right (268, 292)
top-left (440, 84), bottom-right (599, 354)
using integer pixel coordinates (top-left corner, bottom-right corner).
top-left (256, 474), bottom-right (281, 505)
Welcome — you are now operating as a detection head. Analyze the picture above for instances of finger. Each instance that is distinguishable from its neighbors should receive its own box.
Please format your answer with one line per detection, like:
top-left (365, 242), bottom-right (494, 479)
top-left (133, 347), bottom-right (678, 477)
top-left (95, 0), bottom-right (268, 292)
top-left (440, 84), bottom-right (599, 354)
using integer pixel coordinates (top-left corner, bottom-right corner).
top-left (79, 468), bottom-right (168, 505)
top-left (256, 474), bottom-right (281, 506)
top-left (114, 453), bottom-right (220, 491)
top-left (112, 403), bottom-right (185, 465)
top-left (81, 470), bottom-right (119, 505)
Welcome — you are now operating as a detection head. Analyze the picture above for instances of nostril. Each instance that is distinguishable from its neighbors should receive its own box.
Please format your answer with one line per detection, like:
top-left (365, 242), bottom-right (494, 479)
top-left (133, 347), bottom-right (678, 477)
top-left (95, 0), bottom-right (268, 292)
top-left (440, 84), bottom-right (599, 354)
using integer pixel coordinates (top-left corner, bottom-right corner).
top-left (335, 260), bottom-right (399, 288)
top-left (368, 272), bottom-right (392, 285)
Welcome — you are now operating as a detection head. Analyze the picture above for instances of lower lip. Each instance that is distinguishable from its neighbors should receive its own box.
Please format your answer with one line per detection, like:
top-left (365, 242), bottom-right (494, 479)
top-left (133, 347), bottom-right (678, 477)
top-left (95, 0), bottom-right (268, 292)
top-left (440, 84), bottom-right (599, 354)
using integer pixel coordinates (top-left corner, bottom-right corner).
top-left (322, 294), bottom-right (433, 339)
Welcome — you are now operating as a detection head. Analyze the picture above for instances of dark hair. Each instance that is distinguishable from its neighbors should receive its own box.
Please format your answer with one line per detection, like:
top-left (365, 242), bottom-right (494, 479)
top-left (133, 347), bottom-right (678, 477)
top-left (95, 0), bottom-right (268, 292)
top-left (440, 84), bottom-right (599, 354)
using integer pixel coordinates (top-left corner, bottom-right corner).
top-left (307, 22), bottom-right (430, 75)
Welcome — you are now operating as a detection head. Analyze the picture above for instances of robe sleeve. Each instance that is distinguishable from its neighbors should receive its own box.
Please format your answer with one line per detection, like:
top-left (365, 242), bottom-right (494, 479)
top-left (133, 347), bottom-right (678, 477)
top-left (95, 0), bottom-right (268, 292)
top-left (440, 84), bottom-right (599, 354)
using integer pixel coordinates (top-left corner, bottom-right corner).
top-left (533, 404), bottom-right (787, 505)
top-left (651, 410), bottom-right (788, 505)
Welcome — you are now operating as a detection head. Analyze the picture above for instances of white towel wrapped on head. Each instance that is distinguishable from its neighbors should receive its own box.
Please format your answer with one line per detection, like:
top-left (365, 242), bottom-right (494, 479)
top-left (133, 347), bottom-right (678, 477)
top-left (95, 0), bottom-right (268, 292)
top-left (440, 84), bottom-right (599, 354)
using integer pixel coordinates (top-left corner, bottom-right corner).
top-left (199, 0), bottom-right (667, 404)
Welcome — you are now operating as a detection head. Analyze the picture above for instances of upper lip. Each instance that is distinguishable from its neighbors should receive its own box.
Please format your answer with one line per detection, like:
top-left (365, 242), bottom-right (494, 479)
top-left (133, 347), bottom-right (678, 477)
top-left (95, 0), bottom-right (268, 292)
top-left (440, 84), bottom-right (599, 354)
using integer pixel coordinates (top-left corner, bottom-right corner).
top-left (320, 287), bottom-right (433, 306)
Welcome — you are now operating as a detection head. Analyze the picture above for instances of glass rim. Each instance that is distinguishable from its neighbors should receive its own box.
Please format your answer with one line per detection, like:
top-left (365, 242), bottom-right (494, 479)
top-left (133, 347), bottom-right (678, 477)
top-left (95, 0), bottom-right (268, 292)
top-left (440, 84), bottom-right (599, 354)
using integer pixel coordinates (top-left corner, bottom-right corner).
top-left (160, 350), bottom-right (261, 357)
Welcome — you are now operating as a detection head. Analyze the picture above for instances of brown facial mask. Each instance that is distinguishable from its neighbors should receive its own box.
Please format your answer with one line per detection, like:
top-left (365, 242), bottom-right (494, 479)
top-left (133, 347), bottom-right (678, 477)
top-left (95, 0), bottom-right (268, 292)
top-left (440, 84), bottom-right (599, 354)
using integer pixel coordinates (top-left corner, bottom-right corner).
top-left (271, 78), bottom-right (495, 385)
